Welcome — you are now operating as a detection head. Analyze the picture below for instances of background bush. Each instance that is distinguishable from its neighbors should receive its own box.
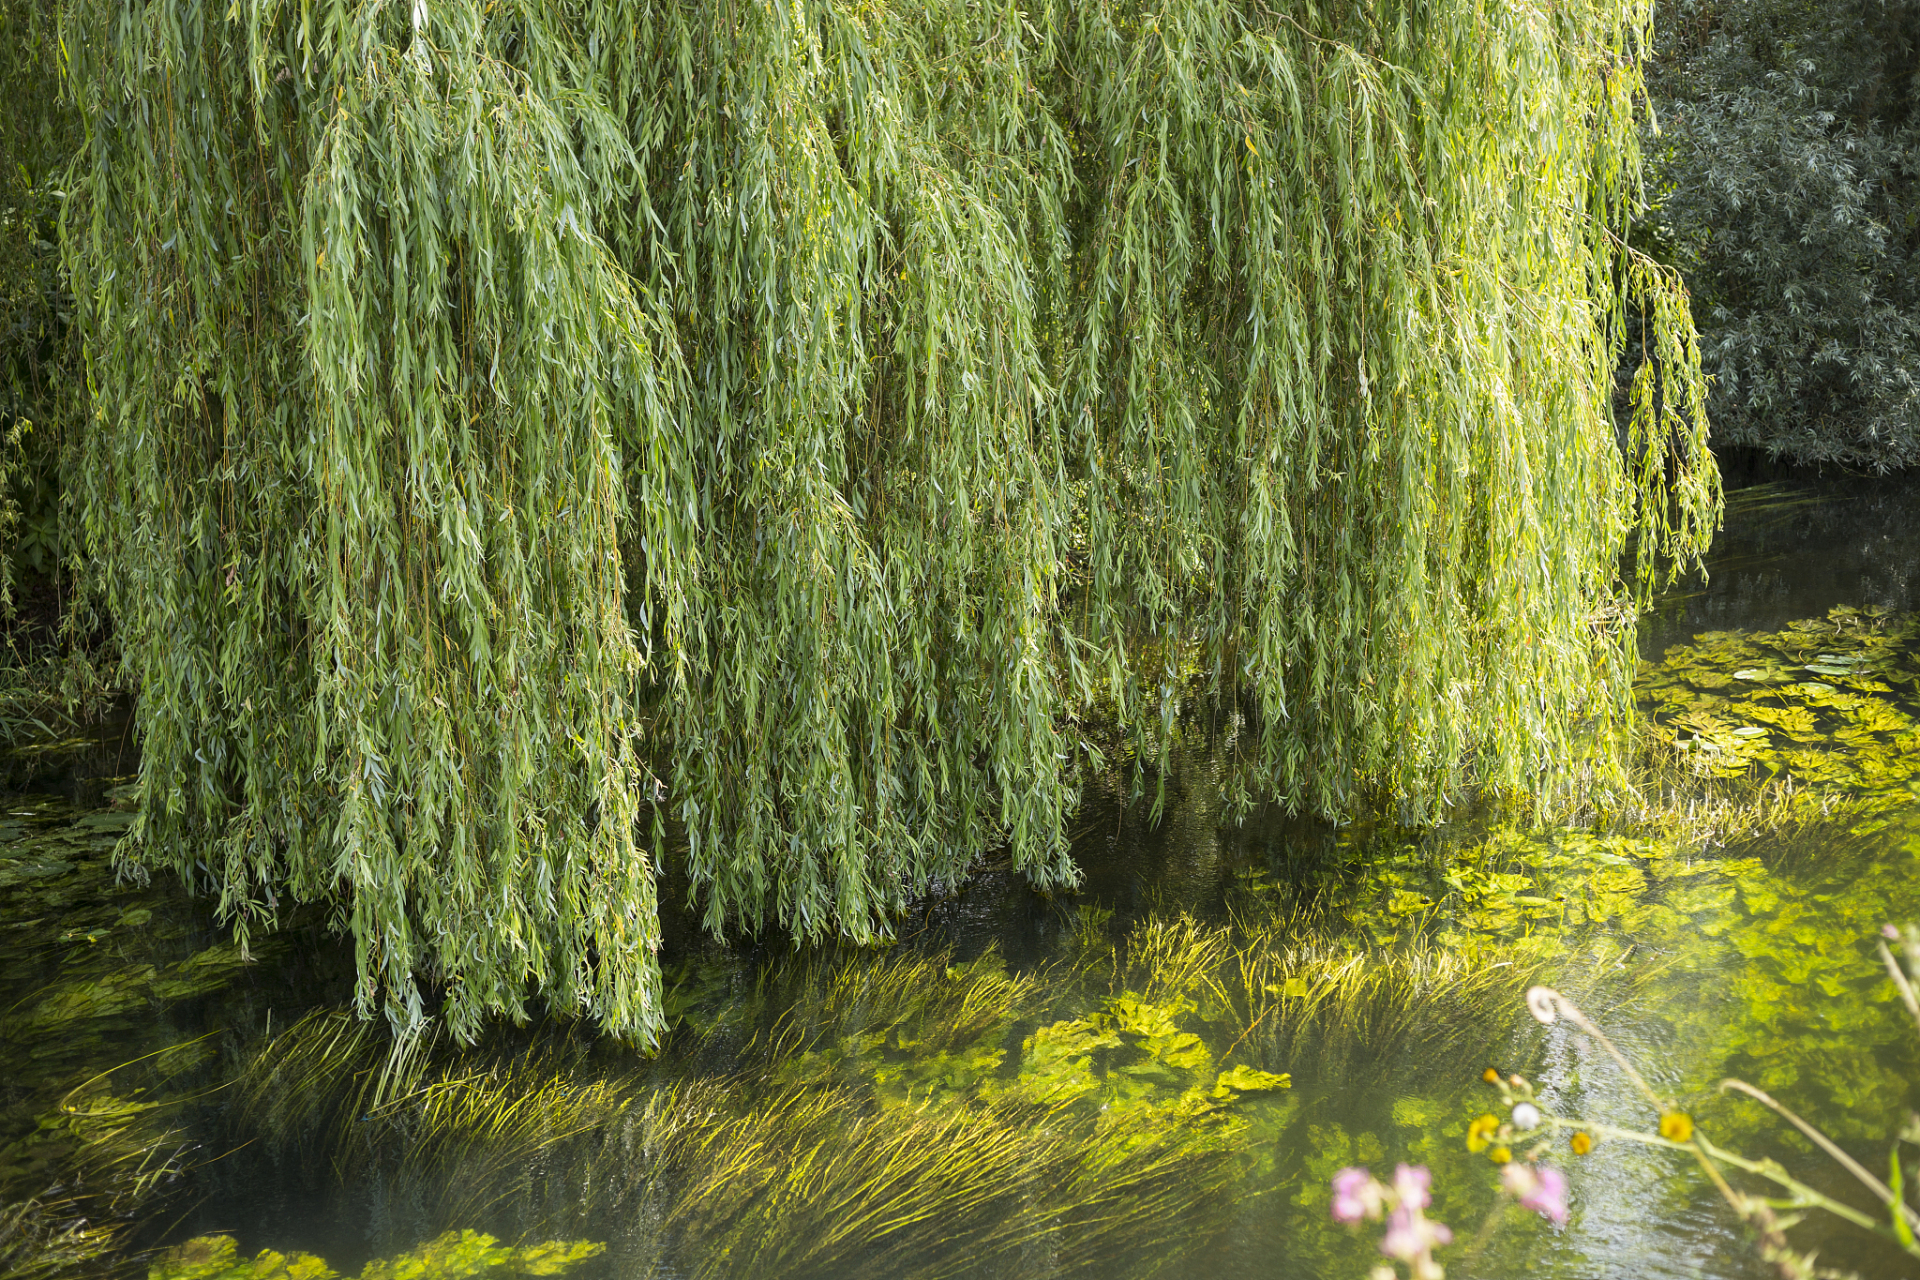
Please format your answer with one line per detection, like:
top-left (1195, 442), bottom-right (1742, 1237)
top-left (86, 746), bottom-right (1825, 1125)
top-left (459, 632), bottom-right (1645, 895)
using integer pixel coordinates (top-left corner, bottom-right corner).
top-left (1648, 0), bottom-right (1920, 469)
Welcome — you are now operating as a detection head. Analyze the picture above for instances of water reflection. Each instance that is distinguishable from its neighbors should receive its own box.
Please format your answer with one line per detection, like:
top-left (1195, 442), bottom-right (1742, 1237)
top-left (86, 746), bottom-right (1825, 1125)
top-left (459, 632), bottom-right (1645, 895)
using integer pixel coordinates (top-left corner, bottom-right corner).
top-left (1642, 464), bottom-right (1920, 656)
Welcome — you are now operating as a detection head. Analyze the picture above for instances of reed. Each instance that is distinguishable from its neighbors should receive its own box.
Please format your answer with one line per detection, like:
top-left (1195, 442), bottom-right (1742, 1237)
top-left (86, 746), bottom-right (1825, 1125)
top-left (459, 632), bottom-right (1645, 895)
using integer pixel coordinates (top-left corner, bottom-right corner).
top-left (654, 1085), bottom-right (1233, 1280)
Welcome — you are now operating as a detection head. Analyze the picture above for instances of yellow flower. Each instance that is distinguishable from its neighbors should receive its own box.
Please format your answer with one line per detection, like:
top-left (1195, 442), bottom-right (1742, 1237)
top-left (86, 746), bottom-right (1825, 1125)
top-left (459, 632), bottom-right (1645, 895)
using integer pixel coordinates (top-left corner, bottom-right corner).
top-left (1467, 1113), bottom-right (1500, 1153)
top-left (1489, 1145), bottom-right (1513, 1164)
top-left (1569, 1131), bottom-right (1593, 1155)
top-left (1482, 1067), bottom-right (1501, 1085)
top-left (1659, 1112), bottom-right (1695, 1143)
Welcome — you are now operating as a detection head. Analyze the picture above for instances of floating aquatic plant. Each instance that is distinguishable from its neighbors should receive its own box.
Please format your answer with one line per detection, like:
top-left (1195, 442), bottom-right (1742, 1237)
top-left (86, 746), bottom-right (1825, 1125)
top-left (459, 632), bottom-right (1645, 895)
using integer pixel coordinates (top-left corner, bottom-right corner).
top-left (1635, 606), bottom-right (1920, 800)
top-left (149, 1231), bottom-right (603, 1280)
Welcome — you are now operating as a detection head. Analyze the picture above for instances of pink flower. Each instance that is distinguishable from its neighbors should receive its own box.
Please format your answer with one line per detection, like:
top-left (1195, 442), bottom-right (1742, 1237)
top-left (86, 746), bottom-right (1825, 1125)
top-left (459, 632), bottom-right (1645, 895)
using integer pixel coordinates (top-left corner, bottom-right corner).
top-left (1502, 1161), bottom-right (1570, 1225)
top-left (1392, 1162), bottom-right (1432, 1210)
top-left (1378, 1166), bottom-right (1451, 1268)
top-left (1331, 1166), bottom-right (1378, 1223)
top-left (1380, 1203), bottom-right (1453, 1261)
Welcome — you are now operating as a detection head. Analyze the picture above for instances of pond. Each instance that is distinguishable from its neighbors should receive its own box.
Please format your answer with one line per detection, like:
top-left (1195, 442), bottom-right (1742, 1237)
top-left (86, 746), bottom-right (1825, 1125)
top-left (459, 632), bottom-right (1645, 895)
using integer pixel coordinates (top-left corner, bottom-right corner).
top-left (5, 468), bottom-right (1920, 1280)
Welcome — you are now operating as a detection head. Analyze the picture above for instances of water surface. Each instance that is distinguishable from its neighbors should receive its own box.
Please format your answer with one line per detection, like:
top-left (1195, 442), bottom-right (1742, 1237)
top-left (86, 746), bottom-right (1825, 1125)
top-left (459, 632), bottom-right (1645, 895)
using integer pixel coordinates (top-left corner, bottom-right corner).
top-left (5, 471), bottom-right (1920, 1280)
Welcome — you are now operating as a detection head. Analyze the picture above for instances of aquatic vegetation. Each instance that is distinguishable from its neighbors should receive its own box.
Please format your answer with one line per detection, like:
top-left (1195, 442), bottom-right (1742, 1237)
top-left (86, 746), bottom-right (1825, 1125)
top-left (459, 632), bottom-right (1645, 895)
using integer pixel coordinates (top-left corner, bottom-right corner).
top-left (228, 914), bottom-right (1577, 1277)
top-left (236, 1003), bottom-right (1244, 1278)
top-left (0, 793), bottom-right (316, 1280)
top-left (730, 945), bottom-right (1056, 1077)
top-left (234, 1013), bottom-right (639, 1231)
top-left (149, 1231), bottom-right (603, 1280)
top-left (1219, 925), bottom-right (1562, 1084)
top-left (13, 600), bottom-right (1920, 1279)
top-left (653, 1085), bottom-right (1238, 1280)
top-left (0, 1082), bottom-right (189, 1280)
top-left (1267, 607), bottom-right (1920, 1276)
top-left (0, 798), bottom-right (264, 1104)
top-left (1634, 606), bottom-right (1920, 800)
top-left (1221, 610), bottom-right (1920, 1089)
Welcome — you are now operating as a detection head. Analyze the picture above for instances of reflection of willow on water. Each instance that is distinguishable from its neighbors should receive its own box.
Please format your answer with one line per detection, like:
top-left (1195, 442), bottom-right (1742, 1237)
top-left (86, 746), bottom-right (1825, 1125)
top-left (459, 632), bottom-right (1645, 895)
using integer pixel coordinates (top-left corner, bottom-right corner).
top-left (3, 606), bottom-right (1920, 1278)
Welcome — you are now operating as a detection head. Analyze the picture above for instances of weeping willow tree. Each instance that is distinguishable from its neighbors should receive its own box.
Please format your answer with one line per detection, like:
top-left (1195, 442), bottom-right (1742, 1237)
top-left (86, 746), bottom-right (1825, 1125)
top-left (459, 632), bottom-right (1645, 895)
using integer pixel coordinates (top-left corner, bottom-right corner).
top-left (57, 0), bottom-right (1715, 1042)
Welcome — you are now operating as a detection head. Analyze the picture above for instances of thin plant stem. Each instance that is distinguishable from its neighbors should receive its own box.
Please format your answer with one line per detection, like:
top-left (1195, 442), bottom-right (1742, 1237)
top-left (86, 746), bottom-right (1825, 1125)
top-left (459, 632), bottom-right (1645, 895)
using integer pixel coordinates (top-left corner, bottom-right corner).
top-left (1548, 1119), bottom-right (1888, 1239)
top-left (1529, 987), bottom-right (1920, 1255)
top-left (1719, 1077), bottom-right (1920, 1233)
top-left (1878, 939), bottom-right (1920, 1035)
top-left (1525, 986), bottom-right (1667, 1111)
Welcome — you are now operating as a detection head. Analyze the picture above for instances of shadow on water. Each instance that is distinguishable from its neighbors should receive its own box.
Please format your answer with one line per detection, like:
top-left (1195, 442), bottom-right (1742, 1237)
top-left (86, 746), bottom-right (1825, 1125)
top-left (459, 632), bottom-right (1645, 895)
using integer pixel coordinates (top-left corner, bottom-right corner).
top-left (4, 470), bottom-right (1920, 1280)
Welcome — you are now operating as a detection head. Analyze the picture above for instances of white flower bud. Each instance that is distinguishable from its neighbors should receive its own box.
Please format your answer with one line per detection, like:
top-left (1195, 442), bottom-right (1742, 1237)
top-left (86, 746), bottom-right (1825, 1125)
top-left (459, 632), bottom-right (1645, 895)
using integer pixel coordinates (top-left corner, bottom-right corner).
top-left (1512, 1102), bottom-right (1541, 1131)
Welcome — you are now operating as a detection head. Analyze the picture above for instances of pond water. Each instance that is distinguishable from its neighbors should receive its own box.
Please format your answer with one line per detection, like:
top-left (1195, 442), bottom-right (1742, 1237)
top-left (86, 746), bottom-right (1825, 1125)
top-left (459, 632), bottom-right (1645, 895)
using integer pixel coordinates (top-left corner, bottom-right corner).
top-left (5, 469), bottom-right (1920, 1280)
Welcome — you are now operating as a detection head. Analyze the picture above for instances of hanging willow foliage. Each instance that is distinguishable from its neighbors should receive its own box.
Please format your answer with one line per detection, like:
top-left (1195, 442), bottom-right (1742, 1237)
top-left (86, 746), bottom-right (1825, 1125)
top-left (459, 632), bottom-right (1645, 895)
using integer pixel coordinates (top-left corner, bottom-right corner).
top-left (57, 0), bottom-right (1716, 1042)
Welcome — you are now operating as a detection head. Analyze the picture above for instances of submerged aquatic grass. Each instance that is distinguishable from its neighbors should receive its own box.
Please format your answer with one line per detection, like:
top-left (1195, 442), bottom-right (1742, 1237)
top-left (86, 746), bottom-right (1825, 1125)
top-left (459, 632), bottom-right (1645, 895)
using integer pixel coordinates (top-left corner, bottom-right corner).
top-left (236, 1005), bottom-right (1240, 1278)
top-left (0, 789), bottom-right (271, 1280)
top-left (1221, 933), bottom-right (1562, 1086)
top-left (224, 905), bottom-right (1575, 1277)
top-left (0, 1073), bottom-right (191, 1280)
top-left (656, 1085), bottom-right (1236, 1280)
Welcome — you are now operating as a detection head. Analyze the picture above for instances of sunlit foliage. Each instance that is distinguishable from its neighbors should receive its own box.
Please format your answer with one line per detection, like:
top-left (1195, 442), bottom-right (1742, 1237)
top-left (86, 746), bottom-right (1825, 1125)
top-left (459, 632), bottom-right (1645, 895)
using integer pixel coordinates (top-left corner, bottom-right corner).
top-left (57, 0), bottom-right (1715, 1040)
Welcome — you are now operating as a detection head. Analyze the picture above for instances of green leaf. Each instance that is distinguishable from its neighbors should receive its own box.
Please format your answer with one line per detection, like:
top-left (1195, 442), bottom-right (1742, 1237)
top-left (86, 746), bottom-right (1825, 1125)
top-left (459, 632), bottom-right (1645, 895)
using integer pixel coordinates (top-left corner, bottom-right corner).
top-left (1211, 1064), bottom-right (1292, 1099)
top-left (1893, 1148), bottom-right (1915, 1250)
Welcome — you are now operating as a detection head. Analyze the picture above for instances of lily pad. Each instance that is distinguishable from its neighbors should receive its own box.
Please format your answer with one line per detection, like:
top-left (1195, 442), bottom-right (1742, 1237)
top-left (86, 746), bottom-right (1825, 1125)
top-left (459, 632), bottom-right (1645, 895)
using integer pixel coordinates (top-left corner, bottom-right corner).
top-left (0, 854), bottom-right (74, 889)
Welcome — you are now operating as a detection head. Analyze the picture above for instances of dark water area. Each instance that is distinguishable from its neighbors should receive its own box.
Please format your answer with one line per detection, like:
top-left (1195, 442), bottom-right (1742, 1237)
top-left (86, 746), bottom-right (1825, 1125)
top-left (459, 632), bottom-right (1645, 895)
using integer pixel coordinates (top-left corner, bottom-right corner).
top-left (1641, 457), bottom-right (1920, 656)
top-left (5, 466), bottom-right (1920, 1280)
